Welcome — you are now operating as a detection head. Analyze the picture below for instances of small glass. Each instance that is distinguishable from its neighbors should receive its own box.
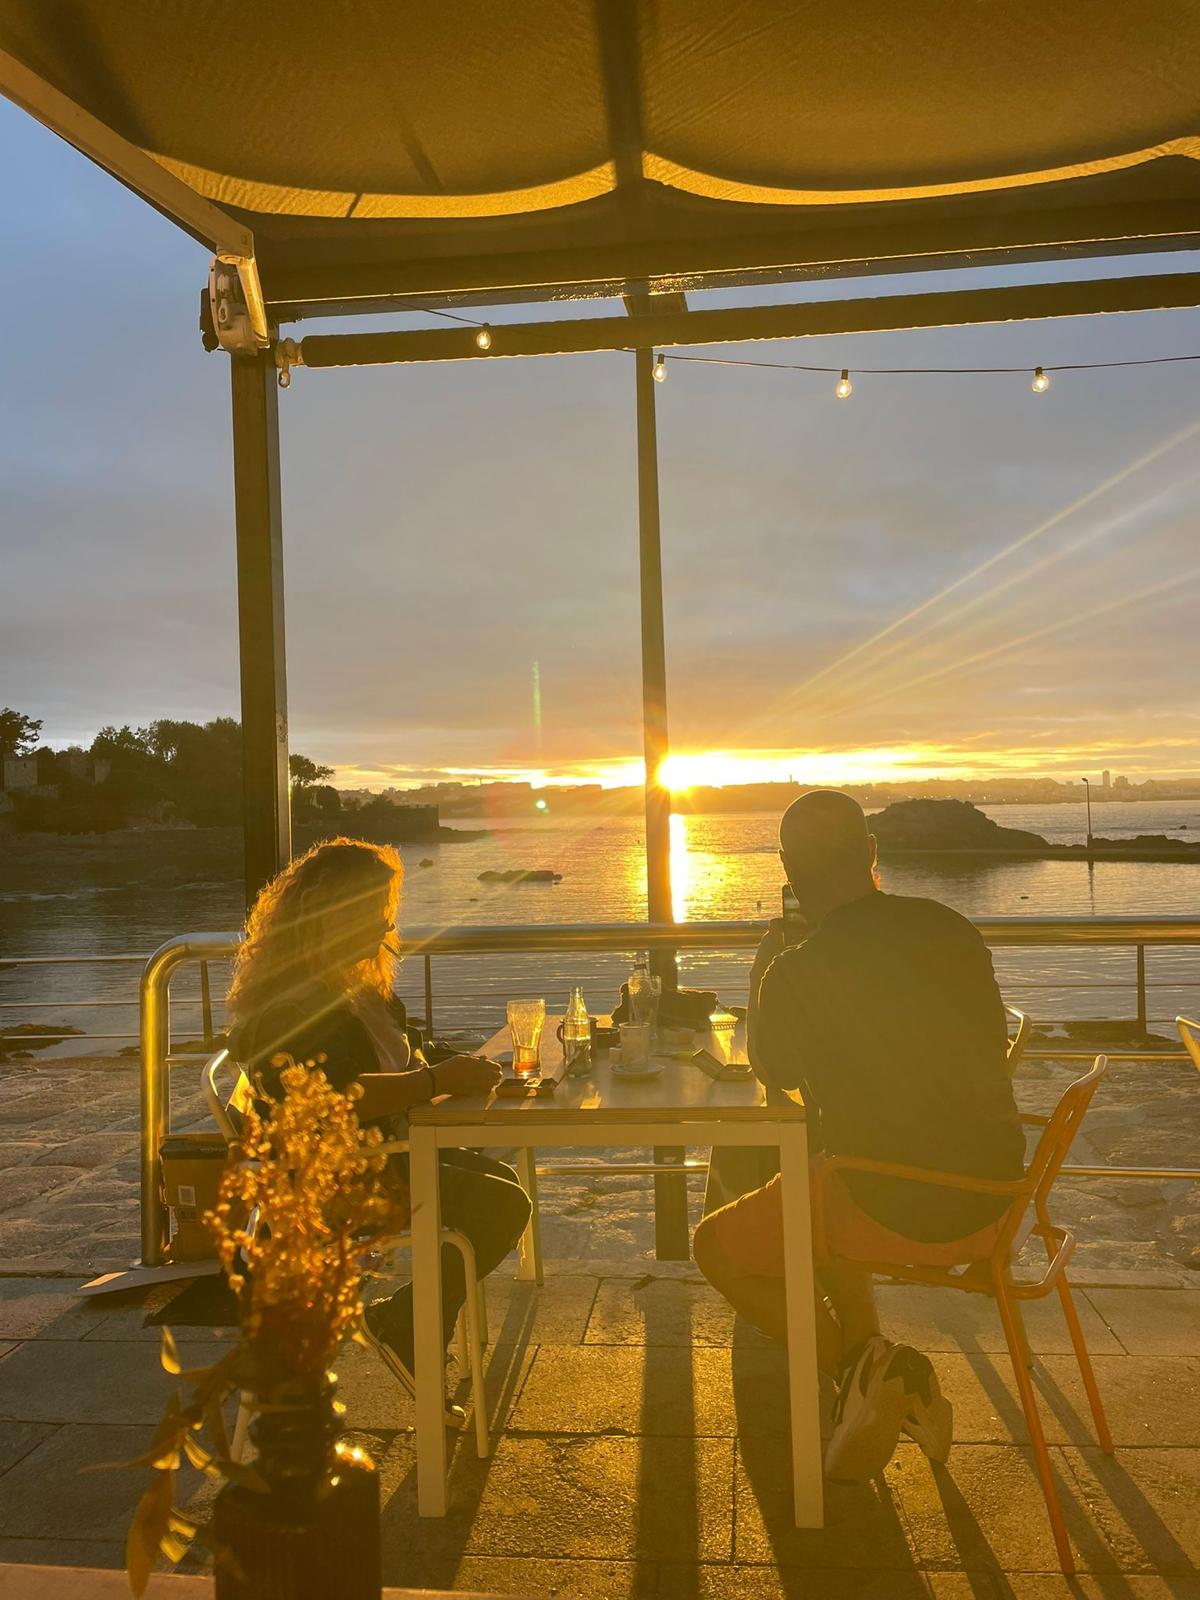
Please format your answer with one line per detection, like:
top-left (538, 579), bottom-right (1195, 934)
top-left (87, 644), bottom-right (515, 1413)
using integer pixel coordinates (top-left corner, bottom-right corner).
top-left (618, 1021), bottom-right (651, 1069)
top-left (507, 998), bottom-right (546, 1077)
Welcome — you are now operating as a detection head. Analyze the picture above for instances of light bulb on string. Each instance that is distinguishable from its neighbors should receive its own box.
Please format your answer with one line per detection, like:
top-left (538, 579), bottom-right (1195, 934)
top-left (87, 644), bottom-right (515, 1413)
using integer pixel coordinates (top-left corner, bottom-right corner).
top-left (652, 353), bottom-right (667, 382)
top-left (835, 369), bottom-right (853, 400)
top-left (475, 324), bottom-right (493, 351)
top-left (1031, 365), bottom-right (1050, 393)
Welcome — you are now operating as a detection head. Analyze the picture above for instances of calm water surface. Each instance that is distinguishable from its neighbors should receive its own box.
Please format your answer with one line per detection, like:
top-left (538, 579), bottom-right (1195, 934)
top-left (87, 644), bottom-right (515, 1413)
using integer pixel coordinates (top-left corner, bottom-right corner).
top-left (3, 801), bottom-right (1199, 1051)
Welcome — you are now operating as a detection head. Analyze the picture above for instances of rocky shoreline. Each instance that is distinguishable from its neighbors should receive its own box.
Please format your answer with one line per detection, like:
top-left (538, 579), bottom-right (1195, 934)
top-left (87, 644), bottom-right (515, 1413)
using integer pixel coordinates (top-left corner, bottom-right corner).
top-left (872, 798), bottom-right (1200, 862)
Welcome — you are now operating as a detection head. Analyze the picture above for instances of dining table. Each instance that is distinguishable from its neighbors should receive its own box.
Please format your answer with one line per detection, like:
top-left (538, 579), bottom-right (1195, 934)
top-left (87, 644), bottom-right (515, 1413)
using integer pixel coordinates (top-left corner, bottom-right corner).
top-left (407, 1014), bottom-right (824, 1528)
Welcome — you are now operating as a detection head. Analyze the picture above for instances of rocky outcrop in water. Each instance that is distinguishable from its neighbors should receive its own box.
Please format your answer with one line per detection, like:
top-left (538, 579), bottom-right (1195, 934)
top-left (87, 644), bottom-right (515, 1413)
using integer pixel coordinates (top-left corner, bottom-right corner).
top-left (872, 799), bottom-right (1047, 852)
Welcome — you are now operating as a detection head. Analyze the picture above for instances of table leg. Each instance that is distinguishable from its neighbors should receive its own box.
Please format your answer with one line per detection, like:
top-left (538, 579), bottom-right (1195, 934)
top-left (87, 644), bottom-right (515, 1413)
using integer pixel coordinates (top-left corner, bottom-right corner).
top-left (410, 1124), bottom-right (448, 1516)
top-left (653, 1145), bottom-right (691, 1260)
top-left (515, 1147), bottom-right (543, 1285)
top-left (778, 1121), bottom-right (824, 1528)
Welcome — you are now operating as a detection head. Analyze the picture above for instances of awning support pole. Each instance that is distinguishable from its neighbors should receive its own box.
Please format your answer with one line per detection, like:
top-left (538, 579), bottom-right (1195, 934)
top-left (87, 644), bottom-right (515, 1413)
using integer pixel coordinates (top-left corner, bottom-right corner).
top-left (635, 348), bottom-right (688, 1259)
top-left (231, 351), bottom-right (291, 908)
top-left (635, 347), bottom-right (673, 936)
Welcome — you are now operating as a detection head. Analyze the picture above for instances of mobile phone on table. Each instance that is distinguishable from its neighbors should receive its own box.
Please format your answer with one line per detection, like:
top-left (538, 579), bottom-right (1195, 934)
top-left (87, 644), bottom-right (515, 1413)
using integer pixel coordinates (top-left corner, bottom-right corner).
top-left (781, 885), bottom-right (806, 946)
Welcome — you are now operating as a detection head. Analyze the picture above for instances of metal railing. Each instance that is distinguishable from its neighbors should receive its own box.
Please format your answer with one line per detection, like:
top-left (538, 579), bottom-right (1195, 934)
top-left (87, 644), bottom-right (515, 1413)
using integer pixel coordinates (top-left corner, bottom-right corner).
top-left (132, 916), bottom-right (1200, 1266)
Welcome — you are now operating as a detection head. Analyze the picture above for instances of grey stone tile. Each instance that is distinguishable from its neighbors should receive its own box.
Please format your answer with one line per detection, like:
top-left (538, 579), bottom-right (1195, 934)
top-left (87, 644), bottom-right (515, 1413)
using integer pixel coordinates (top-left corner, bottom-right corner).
top-left (0, 1278), bottom-right (93, 1339)
top-left (0, 1424), bottom-right (200, 1540)
top-left (986, 1576), bottom-right (1200, 1598)
top-left (0, 1420), bottom-right (57, 1474)
top-left (876, 1285), bottom-right (1123, 1357)
top-left (890, 1441), bottom-right (1116, 1573)
top-left (1063, 1446), bottom-right (1200, 1576)
top-left (734, 1433), bottom-right (919, 1569)
top-left (477, 1274), bottom-right (599, 1347)
top-left (0, 1538), bottom-right (126, 1570)
top-left (1084, 1290), bottom-right (1200, 1356)
top-left (397, 1555), bottom-right (655, 1597)
top-left (0, 1336), bottom-right (233, 1424)
top-left (330, 1329), bottom-right (535, 1436)
top-left (933, 1352), bottom-right (1200, 1449)
top-left (374, 1434), bottom-right (735, 1564)
top-left (511, 1344), bottom-right (790, 1438)
top-left (586, 1276), bottom-right (751, 1347)
top-left (659, 1564), bottom-right (932, 1598)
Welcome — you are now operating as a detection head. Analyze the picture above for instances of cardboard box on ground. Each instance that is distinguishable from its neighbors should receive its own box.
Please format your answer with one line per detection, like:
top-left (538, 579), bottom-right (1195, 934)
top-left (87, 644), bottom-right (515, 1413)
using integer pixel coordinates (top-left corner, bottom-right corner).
top-left (160, 1134), bottom-right (228, 1261)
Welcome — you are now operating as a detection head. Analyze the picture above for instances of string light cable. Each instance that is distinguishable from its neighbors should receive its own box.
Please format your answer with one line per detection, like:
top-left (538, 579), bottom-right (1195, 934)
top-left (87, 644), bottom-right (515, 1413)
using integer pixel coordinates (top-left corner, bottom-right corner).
top-left (650, 349), bottom-right (1200, 395)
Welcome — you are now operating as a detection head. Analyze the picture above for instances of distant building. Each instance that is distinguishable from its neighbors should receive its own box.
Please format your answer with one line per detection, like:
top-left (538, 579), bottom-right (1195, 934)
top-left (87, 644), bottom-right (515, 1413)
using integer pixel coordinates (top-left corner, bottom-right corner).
top-left (1102, 770), bottom-right (1111, 791)
top-left (1, 755), bottom-right (38, 792)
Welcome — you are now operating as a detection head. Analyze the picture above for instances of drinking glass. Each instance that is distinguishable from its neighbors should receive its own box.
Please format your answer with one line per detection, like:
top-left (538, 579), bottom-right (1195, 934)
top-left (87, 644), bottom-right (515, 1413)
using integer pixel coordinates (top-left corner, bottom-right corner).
top-left (507, 998), bottom-right (546, 1076)
top-left (618, 1021), bottom-right (651, 1068)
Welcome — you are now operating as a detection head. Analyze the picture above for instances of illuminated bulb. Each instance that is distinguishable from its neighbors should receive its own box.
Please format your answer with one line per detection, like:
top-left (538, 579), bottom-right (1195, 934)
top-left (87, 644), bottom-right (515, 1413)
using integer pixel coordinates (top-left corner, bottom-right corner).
top-left (652, 353), bottom-right (667, 382)
top-left (475, 324), bottom-right (492, 351)
top-left (835, 369), bottom-right (853, 400)
top-left (1031, 365), bottom-right (1050, 393)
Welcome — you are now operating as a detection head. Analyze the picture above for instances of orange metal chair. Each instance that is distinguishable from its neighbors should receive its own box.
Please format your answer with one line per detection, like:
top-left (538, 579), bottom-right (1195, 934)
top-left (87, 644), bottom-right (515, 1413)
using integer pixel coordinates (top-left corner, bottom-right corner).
top-left (820, 1055), bottom-right (1111, 1576)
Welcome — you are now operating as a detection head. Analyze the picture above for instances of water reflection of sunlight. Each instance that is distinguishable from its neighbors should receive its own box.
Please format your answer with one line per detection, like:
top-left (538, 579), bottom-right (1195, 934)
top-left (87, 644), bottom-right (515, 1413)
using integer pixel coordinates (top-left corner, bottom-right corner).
top-left (670, 812), bottom-right (738, 923)
top-left (670, 813), bottom-right (691, 922)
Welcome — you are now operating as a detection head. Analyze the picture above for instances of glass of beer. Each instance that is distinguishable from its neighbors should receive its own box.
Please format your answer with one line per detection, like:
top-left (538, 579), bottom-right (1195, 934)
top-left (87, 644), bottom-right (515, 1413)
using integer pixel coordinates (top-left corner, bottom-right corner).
top-left (507, 998), bottom-right (546, 1077)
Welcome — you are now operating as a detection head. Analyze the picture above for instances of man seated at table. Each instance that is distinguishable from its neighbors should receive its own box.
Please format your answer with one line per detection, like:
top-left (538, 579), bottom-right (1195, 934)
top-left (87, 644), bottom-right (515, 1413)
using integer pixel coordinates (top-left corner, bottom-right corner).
top-left (692, 789), bottom-right (1023, 1483)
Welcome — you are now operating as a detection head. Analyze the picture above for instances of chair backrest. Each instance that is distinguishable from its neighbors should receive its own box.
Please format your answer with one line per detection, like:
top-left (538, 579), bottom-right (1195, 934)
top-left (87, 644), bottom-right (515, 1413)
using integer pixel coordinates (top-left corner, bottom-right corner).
top-left (997, 1054), bottom-right (1107, 1254)
top-left (202, 1048), bottom-right (254, 1146)
top-left (1178, 1017), bottom-right (1200, 1072)
top-left (1004, 1004), bottom-right (1031, 1076)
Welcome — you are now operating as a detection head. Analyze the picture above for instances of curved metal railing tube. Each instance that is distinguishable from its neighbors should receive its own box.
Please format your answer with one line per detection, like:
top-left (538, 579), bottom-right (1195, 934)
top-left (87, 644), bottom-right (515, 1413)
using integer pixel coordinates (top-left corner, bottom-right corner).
top-left (138, 932), bottom-right (242, 1266)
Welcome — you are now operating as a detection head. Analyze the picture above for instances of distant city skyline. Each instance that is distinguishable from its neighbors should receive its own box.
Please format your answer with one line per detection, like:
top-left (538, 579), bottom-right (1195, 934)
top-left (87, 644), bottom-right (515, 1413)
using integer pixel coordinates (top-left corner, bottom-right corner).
top-left (3, 101), bottom-right (1198, 794)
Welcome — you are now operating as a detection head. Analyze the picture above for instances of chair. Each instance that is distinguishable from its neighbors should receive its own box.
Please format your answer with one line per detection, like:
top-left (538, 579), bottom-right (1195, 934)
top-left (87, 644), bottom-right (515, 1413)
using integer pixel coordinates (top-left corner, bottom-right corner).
top-left (819, 1055), bottom-right (1111, 1576)
top-left (1005, 1004), bottom-right (1031, 1075)
top-left (200, 1052), bottom-right (491, 1460)
top-left (1177, 1016), bottom-right (1200, 1070)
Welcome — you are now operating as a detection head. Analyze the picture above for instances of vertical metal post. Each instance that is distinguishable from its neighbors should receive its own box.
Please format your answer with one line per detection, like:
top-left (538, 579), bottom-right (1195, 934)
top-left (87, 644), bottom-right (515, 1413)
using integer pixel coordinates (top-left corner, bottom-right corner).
top-left (635, 350), bottom-right (688, 1256)
top-left (232, 350), bottom-right (291, 911)
top-left (199, 961), bottom-right (213, 1049)
top-left (424, 953), bottom-right (435, 1036)
top-left (635, 348), bottom-right (673, 937)
top-left (1136, 944), bottom-right (1147, 1037)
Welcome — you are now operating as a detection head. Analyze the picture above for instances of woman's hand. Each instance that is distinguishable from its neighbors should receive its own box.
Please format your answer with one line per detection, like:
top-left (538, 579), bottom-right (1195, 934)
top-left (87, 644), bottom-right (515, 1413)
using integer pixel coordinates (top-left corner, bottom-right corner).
top-left (431, 1055), bottom-right (504, 1098)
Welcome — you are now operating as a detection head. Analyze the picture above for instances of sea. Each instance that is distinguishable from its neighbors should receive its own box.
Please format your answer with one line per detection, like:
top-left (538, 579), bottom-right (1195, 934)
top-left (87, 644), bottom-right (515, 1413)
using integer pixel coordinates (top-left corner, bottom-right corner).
top-left (3, 800), bottom-right (1199, 1055)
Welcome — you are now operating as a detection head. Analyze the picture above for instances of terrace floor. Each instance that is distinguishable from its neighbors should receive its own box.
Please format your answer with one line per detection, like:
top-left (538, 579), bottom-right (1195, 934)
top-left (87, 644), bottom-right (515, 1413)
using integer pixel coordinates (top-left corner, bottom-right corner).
top-left (1, 1264), bottom-right (1200, 1597)
top-left (1, 1052), bottom-right (1199, 1596)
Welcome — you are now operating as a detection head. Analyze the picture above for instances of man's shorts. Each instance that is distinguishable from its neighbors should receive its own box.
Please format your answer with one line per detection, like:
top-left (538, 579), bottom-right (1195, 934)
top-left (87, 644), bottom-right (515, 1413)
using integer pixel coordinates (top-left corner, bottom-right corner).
top-left (705, 1159), bottom-right (1006, 1274)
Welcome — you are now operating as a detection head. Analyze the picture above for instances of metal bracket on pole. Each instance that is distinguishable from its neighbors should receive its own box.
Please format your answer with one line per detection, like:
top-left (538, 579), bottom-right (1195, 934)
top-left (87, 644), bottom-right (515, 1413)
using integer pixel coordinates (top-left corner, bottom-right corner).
top-left (206, 255), bottom-right (271, 354)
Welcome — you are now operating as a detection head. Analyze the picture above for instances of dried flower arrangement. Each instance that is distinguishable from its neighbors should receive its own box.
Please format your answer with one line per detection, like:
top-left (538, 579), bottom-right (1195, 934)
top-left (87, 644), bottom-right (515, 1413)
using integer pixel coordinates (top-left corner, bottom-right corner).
top-left (121, 1058), bottom-right (407, 1596)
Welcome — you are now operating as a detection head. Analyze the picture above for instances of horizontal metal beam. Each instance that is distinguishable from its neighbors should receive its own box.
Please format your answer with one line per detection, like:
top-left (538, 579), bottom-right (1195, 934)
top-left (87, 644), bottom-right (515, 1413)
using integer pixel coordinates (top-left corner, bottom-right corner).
top-left (0, 48), bottom-right (254, 260)
top-left (290, 271), bottom-right (1200, 369)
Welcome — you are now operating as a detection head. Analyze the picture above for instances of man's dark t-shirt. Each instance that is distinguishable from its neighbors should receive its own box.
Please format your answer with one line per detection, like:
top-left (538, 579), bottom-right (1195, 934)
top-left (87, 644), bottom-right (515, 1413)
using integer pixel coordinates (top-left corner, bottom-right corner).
top-left (754, 892), bottom-right (1023, 1242)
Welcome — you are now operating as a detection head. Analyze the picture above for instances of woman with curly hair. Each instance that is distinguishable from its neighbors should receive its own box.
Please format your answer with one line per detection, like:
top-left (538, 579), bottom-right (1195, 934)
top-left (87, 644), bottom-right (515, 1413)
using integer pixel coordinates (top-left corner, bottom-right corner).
top-left (227, 836), bottom-right (530, 1421)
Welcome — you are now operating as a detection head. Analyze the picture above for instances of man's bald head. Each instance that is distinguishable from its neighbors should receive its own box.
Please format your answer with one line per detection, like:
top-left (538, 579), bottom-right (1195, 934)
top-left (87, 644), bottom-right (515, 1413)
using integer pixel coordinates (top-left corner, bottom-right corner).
top-left (779, 790), bottom-right (878, 919)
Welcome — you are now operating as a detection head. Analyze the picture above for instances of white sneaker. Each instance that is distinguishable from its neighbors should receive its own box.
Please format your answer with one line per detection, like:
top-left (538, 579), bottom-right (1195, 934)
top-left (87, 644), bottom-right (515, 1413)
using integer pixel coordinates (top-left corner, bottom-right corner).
top-left (824, 1336), bottom-right (911, 1484)
top-left (896, 1348), bottom-right (953, 1464)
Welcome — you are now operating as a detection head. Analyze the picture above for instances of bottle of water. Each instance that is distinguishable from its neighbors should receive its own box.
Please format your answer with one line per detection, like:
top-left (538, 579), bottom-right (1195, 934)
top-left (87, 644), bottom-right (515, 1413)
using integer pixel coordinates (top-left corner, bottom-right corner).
top-left (562, 985), bottom-right (592, 1077)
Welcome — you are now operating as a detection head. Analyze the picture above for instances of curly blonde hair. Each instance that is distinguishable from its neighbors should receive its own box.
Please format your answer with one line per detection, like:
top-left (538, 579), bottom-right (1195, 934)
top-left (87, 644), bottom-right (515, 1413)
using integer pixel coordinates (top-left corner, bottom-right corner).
top-left (227, 837), bottom-right (404, 1032)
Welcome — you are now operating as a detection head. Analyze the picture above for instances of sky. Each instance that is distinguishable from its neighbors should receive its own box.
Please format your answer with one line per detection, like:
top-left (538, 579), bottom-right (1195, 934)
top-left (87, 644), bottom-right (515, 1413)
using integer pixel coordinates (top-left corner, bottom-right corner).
top-left (2, 99), bottom-right (1198, 791)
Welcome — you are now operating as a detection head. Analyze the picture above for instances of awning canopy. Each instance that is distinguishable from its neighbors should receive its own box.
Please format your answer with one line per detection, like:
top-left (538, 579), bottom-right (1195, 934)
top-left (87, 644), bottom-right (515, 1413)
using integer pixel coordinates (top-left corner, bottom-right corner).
top-left (4, 1), bottom-right (1200, 319)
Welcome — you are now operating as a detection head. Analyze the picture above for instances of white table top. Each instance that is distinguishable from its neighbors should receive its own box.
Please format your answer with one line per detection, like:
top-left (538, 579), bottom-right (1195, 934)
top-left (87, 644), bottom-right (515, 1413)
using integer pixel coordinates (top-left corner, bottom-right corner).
top-left (409, 1018), bottom-right (806, 1130)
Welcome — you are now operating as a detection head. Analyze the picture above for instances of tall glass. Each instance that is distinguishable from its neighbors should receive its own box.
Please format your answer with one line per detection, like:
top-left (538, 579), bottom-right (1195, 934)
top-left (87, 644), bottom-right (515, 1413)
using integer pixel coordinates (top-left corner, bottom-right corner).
top-left (507, 998), bottom-right (546, 1077)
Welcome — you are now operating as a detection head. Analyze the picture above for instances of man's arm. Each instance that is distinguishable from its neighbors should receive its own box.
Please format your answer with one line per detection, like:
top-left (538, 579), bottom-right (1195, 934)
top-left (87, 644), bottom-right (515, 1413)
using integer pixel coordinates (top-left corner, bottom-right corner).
top-left (750, 949), bottom-right (806, 1091)
top-left (746, 919), bottom-right (785, 1073)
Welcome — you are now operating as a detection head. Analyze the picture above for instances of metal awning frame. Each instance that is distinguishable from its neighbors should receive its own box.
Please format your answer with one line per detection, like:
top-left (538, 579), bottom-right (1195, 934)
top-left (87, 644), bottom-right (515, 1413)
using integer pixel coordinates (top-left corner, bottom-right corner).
top-left (6, 47), bottom-right (1200, 926)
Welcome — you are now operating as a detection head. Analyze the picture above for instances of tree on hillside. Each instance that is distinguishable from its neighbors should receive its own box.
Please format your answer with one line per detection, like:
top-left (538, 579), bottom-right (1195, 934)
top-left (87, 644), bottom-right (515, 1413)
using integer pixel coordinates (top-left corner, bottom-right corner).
top-left (289, 753), bottom-right (334, 790)
top-left (0, 708), bottom-right (43, 758)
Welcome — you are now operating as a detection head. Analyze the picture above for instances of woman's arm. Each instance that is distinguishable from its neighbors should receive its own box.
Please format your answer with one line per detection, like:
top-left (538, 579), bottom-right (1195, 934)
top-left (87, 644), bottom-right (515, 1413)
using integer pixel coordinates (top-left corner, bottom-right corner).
top-left (354, 1054), bottom-right (502, 1122)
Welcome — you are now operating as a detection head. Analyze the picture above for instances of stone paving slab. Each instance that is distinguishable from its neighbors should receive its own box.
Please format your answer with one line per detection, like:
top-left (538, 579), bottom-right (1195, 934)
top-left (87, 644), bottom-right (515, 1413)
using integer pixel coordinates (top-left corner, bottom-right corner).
top-left (876, 1285), bottom-right (1124, 1357)
top-left (889, 1441), bottom-right (1115, 1573)
top-left (0, 1338), bottom-right (234, 1425)
top-left (659, 1565), bottom-right (932, 1598)
top-left (927, 1353), bottom-right (1200, 1449)
top-left (733, 1434), bottom-right (918, 1569)
top-left (1063, 1446), bottom-right (1200, 1576)
top-left (584, 1277), bottom-right (743, 1347)
top-left (0, 1425), bottom-right (201, 1541)
top-left (1083, 1289), bottom-right (1200, 1355)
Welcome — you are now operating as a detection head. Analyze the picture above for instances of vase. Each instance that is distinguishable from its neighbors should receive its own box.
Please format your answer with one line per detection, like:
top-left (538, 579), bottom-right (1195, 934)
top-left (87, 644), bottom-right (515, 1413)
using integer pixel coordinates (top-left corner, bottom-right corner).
top-left (211, 1371), bottom-right (381, 1600)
